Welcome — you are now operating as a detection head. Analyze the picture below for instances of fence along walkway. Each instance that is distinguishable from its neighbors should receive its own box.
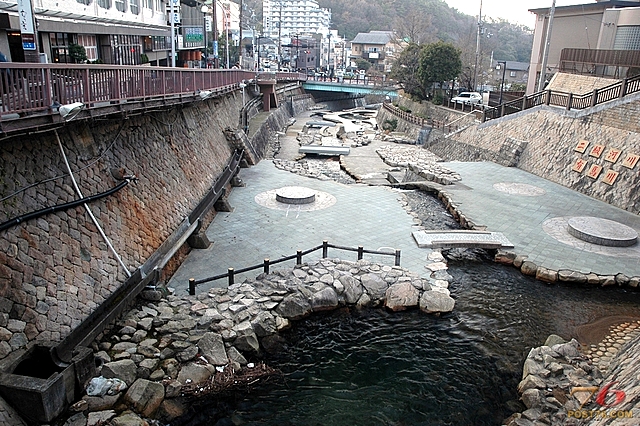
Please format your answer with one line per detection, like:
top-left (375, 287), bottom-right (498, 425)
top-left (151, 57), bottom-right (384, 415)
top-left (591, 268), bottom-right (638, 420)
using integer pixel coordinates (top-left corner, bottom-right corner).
top-left (483, 73), bottom-right (640, 121)
top-left (188, 240), bottom-right (402, 295)
top-left (0, 63), bottom-right (306, 135)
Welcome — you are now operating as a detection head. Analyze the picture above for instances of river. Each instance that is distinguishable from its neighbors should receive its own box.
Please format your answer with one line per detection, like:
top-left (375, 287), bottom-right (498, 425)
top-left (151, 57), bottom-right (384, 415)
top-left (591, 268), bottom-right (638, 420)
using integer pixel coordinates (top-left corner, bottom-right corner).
top-left (175, 188), bottom-right (640, 426)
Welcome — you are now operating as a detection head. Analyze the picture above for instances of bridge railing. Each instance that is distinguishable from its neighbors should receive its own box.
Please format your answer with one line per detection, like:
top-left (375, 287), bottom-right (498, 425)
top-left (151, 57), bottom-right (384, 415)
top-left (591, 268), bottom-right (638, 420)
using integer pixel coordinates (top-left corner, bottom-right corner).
top-left (0, 63), bottom-right (306, 118)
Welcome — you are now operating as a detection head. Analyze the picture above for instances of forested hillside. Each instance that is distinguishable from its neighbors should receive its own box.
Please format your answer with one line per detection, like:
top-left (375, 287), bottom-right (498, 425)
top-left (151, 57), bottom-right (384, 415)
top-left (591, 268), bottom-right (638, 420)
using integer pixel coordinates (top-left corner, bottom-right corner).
top-left (243, 0), bottom-right (533, 63)
top-left (319, 0), bottom-right (533, 63)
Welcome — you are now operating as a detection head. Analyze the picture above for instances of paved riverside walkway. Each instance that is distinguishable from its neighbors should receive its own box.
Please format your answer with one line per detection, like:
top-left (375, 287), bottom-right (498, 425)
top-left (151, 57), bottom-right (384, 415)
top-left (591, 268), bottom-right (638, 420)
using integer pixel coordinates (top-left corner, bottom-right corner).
top-left (169, 109), bottom-right (640, 294)
top-left (440, 161), bottom-right (640, 277)
top-left (168, 162), bottom-right (430, 295)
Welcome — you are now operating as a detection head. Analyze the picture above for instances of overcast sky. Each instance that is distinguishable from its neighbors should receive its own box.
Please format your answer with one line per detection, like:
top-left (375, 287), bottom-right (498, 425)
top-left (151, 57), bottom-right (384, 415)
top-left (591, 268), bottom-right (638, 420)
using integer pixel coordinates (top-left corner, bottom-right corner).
top-left (443, 0), bottom-right (595, 27)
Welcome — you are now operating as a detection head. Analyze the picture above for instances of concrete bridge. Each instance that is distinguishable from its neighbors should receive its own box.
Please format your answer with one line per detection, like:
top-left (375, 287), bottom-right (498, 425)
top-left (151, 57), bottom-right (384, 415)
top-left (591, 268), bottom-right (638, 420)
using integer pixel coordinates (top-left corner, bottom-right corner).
top-left (302, 79), bottom-right (399, 100)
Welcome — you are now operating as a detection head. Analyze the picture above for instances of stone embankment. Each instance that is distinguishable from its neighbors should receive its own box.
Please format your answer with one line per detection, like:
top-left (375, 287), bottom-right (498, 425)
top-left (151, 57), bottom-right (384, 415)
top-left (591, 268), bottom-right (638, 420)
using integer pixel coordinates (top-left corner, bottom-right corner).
top-left (509, 323), bottom-right (640, 426)
top-left (376, 144), bottom-right (462, 185)
top-left (61, 257), bottom-right (454, 425)
top-left (494, 250), bottom-right (640, 289)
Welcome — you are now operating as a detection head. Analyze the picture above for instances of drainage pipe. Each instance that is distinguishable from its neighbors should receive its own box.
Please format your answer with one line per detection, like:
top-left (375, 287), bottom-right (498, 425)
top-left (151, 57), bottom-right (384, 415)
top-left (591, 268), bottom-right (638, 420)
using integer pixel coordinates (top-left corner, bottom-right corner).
top-left (0, 179), bottom-right (131, 233)
top-left (55, 130), bottom-right (132, 278)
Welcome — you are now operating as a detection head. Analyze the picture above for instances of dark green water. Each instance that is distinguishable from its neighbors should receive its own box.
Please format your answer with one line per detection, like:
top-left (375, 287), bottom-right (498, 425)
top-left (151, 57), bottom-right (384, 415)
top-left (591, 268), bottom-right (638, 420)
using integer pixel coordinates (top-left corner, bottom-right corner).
top-left (181, 257), bottom-right (640, 426)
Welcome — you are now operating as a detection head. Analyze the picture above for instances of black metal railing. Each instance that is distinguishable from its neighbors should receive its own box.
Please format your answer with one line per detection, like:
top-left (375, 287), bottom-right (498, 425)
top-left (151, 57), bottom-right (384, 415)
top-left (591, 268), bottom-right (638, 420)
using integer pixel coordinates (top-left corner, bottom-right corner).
top-left (188, 240), bottom-right (401, 295)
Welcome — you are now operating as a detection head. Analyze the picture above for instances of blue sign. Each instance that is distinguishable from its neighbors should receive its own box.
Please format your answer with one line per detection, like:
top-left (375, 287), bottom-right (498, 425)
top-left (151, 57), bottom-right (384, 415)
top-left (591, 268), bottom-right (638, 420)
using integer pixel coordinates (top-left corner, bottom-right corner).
top-left (213, 40), bottom-right (218, 58)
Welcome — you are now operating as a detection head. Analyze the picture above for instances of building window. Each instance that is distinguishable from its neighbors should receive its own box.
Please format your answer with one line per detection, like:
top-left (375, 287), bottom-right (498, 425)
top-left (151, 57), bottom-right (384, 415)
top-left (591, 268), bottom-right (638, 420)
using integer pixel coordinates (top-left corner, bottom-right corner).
top-left (614, 26), bottom-right (640, 50)
top-left (49, 33), bottom-right (73, 63)
top-left (77, 0), bottom-right (92, 5)
top-left (115, 0), bottom-right (126, 12)
top-left (77, 34), bottom-right (98, 61)
top-left (510, 71), bottom-right (517, 77)
top-left (111, 34), bottom-right (141, 65)
top-left (130, 0), bottom-right (139, 14)
top-left (145, 0), bottom-right (152, 8)
top-left (98, 0), bottom-right (111, 8)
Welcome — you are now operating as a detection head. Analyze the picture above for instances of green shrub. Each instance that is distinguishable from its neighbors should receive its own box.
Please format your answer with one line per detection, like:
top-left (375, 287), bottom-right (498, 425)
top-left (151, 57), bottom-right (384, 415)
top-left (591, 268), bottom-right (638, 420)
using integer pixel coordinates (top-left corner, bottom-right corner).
top-left (382, 118), bottom-right (398, 132)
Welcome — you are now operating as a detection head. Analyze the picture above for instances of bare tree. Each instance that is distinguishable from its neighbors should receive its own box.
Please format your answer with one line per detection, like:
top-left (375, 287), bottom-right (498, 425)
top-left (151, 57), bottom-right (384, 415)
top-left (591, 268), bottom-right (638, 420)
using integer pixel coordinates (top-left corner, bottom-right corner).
top-left (393, 13), bottom-right (436, 45)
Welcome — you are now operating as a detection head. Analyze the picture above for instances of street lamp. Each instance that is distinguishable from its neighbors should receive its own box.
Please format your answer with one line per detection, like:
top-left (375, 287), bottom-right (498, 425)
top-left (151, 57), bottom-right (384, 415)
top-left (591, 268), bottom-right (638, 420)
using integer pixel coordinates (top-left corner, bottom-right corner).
top-left (497, 60), bottom-right (507, 105)
top-left (201, 4), bottom-right (209, 68)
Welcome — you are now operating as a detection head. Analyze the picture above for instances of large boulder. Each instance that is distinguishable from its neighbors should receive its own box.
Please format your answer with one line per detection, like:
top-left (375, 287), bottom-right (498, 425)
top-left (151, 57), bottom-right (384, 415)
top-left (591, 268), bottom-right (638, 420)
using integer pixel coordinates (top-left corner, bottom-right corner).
top-left (110, 412), bottom-right (149, 426)
top-left (384, 282), bottom-right (419, 311)
top-left (340, 275), bottom-right (363, 304)
top-left (419, 291), bottom-right (455, 314)
top-left (361, 273), bottom-right (388, 300)
top-left (251, 311), bottom-right (276, 337)
top-left (176, 363), bottom-right (212, 385)
top-left (233, 321), bottom-right (260, 353)
top-left (101, 359), bottom-right (138, 386)
top-left (311, 287), bottom-right (339, 311)
top-left (123, 378), bottom-right (165, 417)
top-left (198, 332), bottom-right (228, 366)
top-left (276, 293), bottom-right (312, 319)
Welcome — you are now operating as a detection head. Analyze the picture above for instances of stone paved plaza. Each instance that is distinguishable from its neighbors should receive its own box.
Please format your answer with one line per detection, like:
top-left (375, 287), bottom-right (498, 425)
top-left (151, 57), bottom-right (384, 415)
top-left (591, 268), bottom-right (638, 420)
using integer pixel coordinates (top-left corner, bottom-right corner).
top-left (441, 161), bottom-right (640, 277)
top-left (170, 112), bottom-right (640, 294)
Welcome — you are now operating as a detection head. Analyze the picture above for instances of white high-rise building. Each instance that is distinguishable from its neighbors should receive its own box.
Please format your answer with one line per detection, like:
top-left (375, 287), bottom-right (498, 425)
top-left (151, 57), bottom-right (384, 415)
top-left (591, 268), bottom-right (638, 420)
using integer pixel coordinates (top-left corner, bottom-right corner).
top-left (263, 0), bottom-right (331, 40)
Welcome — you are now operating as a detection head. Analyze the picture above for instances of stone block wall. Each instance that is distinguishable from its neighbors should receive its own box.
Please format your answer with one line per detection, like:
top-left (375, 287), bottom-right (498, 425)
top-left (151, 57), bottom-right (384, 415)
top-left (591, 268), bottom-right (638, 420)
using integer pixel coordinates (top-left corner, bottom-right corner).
top-left (430, 91), bottom-right (640, 214)
top-left (0, 87), bottom-right (302, 360)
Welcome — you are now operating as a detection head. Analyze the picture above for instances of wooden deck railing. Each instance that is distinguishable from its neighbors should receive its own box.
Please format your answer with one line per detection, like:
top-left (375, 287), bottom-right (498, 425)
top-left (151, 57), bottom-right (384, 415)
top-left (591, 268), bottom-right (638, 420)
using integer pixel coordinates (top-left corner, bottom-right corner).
top-left (188, 240), bottom-right (401, 294)
top-left (483, 73), bottom-right (640, 122)
top-left (382, 102), bottom-right (463, 134)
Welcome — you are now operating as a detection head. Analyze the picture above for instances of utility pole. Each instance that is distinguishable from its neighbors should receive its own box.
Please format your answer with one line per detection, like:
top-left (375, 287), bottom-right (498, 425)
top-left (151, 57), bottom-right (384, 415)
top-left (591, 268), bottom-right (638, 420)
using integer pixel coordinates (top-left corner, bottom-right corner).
top-left (170, 0), bottom-right (177, 66)
top-left (277, 1), bottom-right (282, 69)
top-left (213, 0), bottom-right (219, 68)
top-left (537, 0), bottom-right (556, 92)
top-left (327, 32), bottom-right (331, 73)
top-left (473, 0), bottom-right (483, 92)
top-left (239, 0), bottom-right (243, 68)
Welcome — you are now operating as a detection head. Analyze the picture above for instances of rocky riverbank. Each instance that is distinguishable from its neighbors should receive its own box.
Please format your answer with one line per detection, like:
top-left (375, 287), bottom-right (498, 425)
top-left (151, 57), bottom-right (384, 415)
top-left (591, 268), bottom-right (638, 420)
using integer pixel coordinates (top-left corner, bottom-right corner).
top-left (59, 257), bottom-right (455, 425)
top-left (508, 322), bottom-right (640, 426)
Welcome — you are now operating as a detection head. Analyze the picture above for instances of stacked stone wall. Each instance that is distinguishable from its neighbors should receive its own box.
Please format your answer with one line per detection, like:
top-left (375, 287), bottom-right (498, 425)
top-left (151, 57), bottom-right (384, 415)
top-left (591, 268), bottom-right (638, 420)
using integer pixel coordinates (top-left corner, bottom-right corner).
top-left (0, 87), bottom-right (304, 360)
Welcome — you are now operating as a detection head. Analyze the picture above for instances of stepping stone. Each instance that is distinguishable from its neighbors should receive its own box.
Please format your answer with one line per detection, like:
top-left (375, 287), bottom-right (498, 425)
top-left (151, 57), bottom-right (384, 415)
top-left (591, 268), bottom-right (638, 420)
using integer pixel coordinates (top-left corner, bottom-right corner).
top-left (299, 145), bottom-right (350, 156)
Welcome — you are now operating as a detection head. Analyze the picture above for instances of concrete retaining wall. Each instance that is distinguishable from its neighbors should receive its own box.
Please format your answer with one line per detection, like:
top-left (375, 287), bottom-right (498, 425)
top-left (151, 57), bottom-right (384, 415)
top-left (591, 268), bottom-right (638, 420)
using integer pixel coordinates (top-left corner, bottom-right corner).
top-left (0, 86), bottom-right (306, 360)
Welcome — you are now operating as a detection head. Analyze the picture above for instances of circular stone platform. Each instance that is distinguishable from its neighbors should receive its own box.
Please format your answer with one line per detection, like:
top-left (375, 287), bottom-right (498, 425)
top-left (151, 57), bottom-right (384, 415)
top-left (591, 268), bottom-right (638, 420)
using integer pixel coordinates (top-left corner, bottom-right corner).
top-left (493, 182), bottom-right (546, 197)
top-left (275, 186), bottom-right (316, 204)
top-left (255, 187), bottom-right (337, 212)
top-left (567, 216), bottom-right (638, 247)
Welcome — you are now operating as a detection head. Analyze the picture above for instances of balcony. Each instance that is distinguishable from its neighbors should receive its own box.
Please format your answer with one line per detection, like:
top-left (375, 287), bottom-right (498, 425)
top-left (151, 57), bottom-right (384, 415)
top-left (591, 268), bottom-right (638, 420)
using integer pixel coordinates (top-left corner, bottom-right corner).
top-left (363, 51), bottom-right (385, 61)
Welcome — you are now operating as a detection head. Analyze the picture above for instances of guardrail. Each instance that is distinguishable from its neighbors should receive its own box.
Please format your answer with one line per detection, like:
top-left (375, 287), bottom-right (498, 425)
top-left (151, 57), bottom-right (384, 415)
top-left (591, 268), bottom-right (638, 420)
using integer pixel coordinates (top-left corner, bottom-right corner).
top-left (0, 63), bottom-right (307, 124)
top-left (382, 103), bottom-right (462, 134)
top-left (483, 73), bottom-right (640, 121)
top-left (188, 240), bottom-right (401, 295)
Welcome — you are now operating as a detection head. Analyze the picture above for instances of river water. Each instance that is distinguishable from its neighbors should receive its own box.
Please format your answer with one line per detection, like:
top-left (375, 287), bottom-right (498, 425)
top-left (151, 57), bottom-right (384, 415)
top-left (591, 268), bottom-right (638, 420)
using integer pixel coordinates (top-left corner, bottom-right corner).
top-left (178, 189), bottom-right (640, 426)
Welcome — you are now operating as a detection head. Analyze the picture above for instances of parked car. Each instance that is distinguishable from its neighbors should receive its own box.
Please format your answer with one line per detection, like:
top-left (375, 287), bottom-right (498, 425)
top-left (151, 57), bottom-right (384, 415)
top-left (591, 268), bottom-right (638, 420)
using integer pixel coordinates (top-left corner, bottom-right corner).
top-left (451, 92), bottom-right (483, 105)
